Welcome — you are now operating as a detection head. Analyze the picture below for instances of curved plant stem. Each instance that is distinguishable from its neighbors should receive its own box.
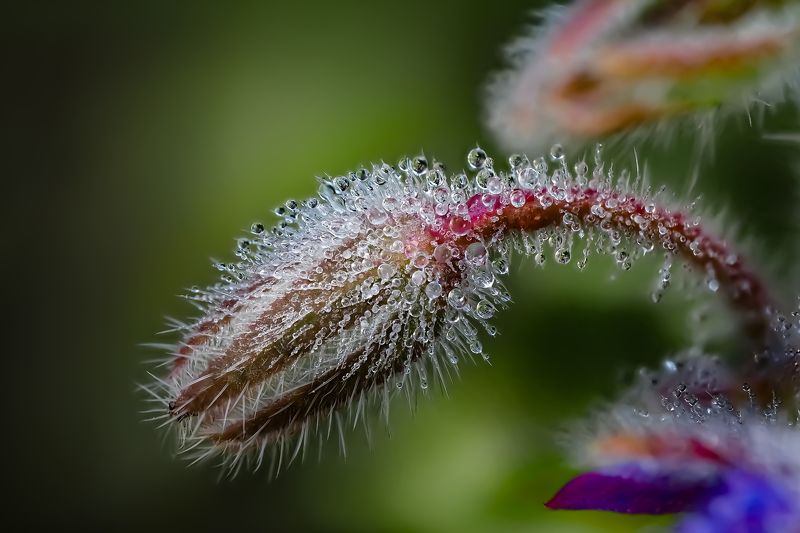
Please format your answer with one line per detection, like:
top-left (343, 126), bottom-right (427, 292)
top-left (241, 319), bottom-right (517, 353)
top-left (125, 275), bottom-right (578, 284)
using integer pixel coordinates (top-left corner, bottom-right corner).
top-left (440, 184), bottom-right (772, 342)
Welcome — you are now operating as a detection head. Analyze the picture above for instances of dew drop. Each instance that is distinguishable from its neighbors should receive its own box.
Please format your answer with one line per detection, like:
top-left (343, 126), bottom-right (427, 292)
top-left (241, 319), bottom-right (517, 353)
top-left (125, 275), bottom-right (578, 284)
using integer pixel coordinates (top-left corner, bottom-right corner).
top-left (333, 176), bottom-right (350, 192)
top-left (508, 153), bottom-right (526, 171)
top-left (473, 271), bottom-right (495, 288)
top-left (475, 300), bottom-right (495, 319)
top-left (447, 288), bottom-right (467, 309)
top-left (651, 290), bottom-right (663, 303)
top-left (510, 189), bottom-right (526, 207)
top-left (390, 240), bottom-right (404, 253)
top-left (467, 147), bottom-right (488, 170)
top-left (449, 216), bottom-right (471, 236)
top-left (433, 186), bottom-right (449, 204)
top-left (707, 277), bottom-right (720, 293)
top-left (378, 263), bottom-right (396, 280)
top-left (411, 156), bottom-right (428, 176)
top-left (367, 209), bottom-right (388, 226)
top-left (427, 170), bottom-right (444, 188)
top-left (465, 242), bottom-right (487, 266)
top-left (425, 281), bottom-right (443, 300)
top-left (476, 169), bottom-right (493, 190)
top-left (452, 173), bottom-right (469, 190)
top-left (594, 143), bottom-right (604, 166)
top-left (555, 248), bottom-right (571, 264)
top-left (518, 168), bottom-right (539, 189)
top-left (487, 175), bottom-right (503, 194)
top-left (413, 252), bottom-right (430, 268)
top-left (492, 257), bottom-right (509, 275)
top-left (433, 244), bottom-right (452, 263)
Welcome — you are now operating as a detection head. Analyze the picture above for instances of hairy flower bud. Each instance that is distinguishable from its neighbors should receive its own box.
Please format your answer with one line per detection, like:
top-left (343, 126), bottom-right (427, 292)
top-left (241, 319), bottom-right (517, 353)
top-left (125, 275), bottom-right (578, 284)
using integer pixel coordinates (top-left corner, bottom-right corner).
top-left (146, 147), bottom-right (775, 473)
top-left (486, 0), bottom-right (800, 152)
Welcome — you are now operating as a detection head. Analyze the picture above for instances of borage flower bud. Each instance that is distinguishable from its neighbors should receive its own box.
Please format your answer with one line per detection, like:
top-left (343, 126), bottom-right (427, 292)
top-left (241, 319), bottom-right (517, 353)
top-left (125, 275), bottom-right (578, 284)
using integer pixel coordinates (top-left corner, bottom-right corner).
top-left (548, 313), bottom-right (800, 532)
top-left (147, 147), bottom-right (774, 473)
top-left (487, 0), bottom-right (800, 152)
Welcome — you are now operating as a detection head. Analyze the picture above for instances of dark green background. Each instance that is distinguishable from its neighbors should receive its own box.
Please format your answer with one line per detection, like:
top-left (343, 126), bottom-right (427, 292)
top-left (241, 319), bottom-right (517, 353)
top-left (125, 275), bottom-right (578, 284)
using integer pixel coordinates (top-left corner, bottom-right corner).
top-left (9, 1), bottom-right (799, 530)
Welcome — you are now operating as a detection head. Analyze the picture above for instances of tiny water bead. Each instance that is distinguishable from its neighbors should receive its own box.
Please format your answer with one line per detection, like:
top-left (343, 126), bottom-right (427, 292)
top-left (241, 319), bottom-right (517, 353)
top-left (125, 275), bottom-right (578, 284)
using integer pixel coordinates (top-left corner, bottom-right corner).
top-left (449, 216), bottom-right (471, 236)
top-left (411, 155), bottom-right (428, 176)
top-left (549, 143), bottom-right (564, 161)
top-left (425, 281), bottom-right (443, 300)
top-left (151, 145), bottom-right (774, 474)
top-left (378, 263), bottom-right (396, 280)
top-left (465, 242), bottom-right (488, 266)
top-left (475, 300), bottom-right (496, 320)
top-left (447, 288), bottom-right (467, 309)
top-left (467, 147), bottom-right (488, 170)
top-left (487, 174), bottom-right (504, 194)
top-left (475, 168), bottom-right (493, 190)
top-left (433, 244), bottom-right (452, 263)
top-left (508, 153), bottom-right (527, 170)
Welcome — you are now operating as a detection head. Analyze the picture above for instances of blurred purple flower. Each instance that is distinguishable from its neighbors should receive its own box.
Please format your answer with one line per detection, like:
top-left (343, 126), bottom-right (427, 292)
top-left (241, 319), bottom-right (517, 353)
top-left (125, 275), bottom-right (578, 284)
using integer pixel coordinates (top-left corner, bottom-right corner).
top-left (548, 316), bottom-right (800, 532)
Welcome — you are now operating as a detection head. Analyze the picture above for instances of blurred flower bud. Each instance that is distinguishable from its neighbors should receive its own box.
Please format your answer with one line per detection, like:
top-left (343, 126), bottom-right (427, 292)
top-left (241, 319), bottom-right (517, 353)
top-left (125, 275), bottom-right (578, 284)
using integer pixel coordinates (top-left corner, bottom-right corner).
top-left (487, 0), bottom-right (800, 152)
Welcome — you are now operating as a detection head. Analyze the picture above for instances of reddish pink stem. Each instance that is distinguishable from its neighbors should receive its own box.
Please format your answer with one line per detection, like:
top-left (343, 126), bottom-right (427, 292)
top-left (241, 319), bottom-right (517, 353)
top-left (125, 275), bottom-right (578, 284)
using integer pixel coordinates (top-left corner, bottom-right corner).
top-left (436, 185), bottom-right (772, 342)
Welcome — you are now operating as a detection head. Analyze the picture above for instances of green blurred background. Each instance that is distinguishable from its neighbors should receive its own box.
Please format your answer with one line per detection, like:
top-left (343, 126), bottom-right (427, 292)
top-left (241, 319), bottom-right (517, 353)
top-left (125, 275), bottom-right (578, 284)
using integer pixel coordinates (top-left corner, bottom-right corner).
top-left (9, 1), bottom-right (800, 530)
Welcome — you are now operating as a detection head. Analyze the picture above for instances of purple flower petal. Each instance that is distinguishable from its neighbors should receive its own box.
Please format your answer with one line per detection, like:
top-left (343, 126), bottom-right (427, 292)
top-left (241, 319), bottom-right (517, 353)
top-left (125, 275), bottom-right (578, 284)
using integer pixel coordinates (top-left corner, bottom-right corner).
top-left (677, 470), bottom-right (800, 533)
top-left (546, 466), bottom-right (715, 515)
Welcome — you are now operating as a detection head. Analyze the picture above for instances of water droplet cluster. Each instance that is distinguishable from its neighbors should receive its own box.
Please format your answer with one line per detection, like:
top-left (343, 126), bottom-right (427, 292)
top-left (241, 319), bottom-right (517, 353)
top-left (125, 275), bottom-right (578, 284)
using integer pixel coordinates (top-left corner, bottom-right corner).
top-left (147, 145), bottom-right (772, 474)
